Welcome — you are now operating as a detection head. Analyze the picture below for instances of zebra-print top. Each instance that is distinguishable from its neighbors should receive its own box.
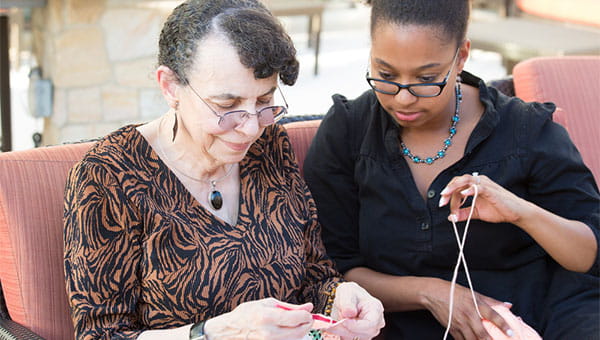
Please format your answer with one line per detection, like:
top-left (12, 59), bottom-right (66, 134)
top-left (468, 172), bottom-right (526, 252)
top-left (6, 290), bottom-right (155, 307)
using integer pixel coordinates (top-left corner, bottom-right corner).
top-left (64, 124), bottom-right (341, 339)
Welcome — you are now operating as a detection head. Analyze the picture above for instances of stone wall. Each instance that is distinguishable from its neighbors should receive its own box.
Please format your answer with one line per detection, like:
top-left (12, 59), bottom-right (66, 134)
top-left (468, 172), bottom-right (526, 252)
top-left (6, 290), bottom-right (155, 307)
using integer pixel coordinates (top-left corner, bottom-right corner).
top-left (31, 0), bottom-right (175, 144)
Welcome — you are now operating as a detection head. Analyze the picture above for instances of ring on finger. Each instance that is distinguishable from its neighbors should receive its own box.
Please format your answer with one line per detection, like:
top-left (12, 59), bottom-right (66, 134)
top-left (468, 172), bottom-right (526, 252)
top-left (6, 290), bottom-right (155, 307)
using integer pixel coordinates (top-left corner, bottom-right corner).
top-left (472, 171), bottom-right (481, 185)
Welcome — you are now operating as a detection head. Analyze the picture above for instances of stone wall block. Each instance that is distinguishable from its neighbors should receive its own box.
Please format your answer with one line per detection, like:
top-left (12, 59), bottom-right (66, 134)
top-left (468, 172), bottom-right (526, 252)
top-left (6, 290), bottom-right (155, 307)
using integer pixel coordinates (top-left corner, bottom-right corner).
top-left (53, 27), bottom-right (112, 87)
top-left (46, 0), bottom-right (65, 34)
top-left (140, 89), bottom-right (168, 120)
top-left (52, 87), bottom-right (68, 127)
top-left (41, 36), bottom-right (55, 78)
top-left (115, 58), bottom-right (156, 87)
top-left (66, 0), bottom-right (106, 25)
top-left (60, 124), bottom-right (97, 144)
top-left (93, 122), bottom-right (129, 139)
top-left (102, 86), bottom-right (139, 122)
top-left (31, 6), bottom-right (56, 77)
top-left (42, 119), bottom-right (57, 146)
top-left (106, 0), bottom-right (150, 7)
top-left (100, 8), bottom-right (163, 62)
top-left (67, 87), bottom-right (102, 123)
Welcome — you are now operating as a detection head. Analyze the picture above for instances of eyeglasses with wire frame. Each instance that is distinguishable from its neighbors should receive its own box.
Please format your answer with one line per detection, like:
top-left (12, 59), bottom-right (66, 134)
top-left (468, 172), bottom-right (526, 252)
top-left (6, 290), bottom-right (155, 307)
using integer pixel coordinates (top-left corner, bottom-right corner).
top-left (366, 49), bottom-right (460, 98)
top-left (188, 84), bottom-right (289, 130)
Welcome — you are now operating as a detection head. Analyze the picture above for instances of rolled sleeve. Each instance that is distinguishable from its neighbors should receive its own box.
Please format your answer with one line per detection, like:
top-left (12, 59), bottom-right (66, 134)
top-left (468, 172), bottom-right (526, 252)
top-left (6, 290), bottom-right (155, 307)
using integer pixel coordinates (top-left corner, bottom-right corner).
top-left (64, 161), bottom-right (144, 339)
top-left (524, 104), bottom-right (600, 276)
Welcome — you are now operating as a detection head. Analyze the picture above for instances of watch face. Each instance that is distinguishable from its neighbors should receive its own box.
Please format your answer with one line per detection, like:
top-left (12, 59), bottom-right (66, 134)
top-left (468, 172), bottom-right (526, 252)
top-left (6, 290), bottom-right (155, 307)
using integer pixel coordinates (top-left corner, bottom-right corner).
top-left (189, 321), bottom-right (206, 340)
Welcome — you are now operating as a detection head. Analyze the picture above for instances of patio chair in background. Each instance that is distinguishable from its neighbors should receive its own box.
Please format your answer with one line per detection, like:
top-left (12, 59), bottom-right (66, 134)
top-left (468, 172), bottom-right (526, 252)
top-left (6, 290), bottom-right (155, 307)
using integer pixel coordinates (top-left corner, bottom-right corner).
top-left (514, 0), bottom-right (600, 28)
top-left (468, 0), bottom-right (600, 71)
top-left (513, 55), bottom-right (600, 181)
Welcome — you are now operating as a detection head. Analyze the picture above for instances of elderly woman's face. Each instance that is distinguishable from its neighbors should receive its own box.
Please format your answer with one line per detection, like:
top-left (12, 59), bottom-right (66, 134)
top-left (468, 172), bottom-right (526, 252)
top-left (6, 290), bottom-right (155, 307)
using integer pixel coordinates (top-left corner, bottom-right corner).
top-left (178, 34), bottom-right (279, 164)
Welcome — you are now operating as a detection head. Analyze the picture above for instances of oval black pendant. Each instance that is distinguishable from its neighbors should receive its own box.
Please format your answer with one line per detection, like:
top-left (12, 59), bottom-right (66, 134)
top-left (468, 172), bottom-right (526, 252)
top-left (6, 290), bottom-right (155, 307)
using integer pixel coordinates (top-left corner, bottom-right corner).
top-left (209, 190), bottom-right (223, 210)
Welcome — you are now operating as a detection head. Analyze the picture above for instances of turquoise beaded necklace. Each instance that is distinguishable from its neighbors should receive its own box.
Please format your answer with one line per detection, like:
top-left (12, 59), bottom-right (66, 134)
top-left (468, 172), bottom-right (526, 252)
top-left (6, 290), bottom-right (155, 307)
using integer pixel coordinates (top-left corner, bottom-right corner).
top-left (401, 82), bottom-right (462, 165)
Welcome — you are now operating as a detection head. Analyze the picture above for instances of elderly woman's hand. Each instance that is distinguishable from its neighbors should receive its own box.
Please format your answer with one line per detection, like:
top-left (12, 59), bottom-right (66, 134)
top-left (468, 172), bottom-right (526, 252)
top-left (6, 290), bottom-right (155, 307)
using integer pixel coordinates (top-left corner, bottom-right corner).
top-left (204, 297), bottom-right (314, 340)
top-left (328, 282), bottom-right (385, 340)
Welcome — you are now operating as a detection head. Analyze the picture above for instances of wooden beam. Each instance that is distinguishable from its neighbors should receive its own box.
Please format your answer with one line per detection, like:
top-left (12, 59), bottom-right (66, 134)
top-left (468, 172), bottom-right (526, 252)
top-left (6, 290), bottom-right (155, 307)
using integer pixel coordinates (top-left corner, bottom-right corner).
top-left (0, 15), bottom-right (12, 152)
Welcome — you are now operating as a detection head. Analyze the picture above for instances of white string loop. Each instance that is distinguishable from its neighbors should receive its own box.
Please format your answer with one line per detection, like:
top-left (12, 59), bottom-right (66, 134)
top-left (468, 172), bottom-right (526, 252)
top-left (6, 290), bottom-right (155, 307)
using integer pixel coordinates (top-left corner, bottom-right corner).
top-left (443, 173), bottom-right (482, 340)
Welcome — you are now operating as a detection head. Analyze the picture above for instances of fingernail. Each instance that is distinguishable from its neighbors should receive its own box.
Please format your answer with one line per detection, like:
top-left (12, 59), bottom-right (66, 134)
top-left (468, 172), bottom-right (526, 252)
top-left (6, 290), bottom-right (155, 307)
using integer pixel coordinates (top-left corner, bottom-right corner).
top-left (448, 214), bottom-right (458, 222)
top-left (503, 301), bottom-right (513, 308)
top-left (440, 187), bottom-right (449, 195)
top-left (506, 329), bottom-right (514, 337)
top-left (438, 196), bottom-right (448, 207)
top-left (460, 188), bottom-right (470, 195)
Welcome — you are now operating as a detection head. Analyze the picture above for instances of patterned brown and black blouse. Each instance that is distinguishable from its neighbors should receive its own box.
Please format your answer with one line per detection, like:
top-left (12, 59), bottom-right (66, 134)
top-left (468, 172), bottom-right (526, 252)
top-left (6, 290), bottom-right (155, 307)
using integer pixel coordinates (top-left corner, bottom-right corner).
top-left (64, 124), bottom-right (341, 339)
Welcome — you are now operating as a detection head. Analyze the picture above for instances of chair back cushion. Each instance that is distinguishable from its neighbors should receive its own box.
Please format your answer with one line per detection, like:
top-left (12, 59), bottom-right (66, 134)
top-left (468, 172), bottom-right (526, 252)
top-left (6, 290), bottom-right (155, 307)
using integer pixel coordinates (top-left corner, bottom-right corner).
top-left (282, 119), bottom-right (322, 176)
top-left (0, 142), bottom-right (93, 340)
top-left (513, 56), bottom-right (600, 182)
top-left (516, 0), bottom-right (600, 28)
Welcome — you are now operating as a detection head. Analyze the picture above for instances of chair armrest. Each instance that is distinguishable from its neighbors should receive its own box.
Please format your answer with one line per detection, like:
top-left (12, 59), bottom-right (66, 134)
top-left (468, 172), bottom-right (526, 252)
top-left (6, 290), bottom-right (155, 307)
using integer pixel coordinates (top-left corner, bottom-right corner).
top-left (0, 319), bottom-right (45, 339)
top-left (279, 114), bottom-right (325, 124)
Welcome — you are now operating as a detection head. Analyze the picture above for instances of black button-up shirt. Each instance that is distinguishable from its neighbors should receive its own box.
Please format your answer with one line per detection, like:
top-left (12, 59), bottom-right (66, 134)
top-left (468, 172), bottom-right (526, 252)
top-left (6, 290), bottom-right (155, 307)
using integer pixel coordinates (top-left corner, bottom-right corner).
top-left (304, 72), bottom-right (600, 338)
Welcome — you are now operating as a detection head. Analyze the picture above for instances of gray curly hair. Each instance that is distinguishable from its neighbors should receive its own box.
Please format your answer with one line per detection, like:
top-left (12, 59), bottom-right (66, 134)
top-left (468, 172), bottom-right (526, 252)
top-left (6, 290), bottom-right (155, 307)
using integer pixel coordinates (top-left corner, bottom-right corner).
top-left (158, 0), bottom-right (299, 86)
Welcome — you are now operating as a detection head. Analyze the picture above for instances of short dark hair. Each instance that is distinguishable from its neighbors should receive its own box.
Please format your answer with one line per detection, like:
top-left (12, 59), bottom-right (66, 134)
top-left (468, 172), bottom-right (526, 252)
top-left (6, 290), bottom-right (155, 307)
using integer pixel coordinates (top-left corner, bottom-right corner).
top-left (367, 0), bottom-right (470, 46)
top-left (158, 0), bottom-right (299, 86)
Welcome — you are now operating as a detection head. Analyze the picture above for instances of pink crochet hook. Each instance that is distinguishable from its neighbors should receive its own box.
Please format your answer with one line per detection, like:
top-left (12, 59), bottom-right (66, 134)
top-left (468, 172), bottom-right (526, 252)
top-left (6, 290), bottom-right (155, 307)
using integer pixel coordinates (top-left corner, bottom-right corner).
top-left (275, 304), bottom-right (338, 324)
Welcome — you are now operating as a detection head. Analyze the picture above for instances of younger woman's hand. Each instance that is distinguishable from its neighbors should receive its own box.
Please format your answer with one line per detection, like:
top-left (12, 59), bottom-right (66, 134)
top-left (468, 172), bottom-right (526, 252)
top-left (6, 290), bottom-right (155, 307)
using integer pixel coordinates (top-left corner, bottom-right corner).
top-left (205, 298), bottom-right (314, 340)
top-left (424, 279), bottom-right (514, 340)
top-left (439, 173), bottom-right (531, 225)
top-left (327, 281), bottom-right (385, 340)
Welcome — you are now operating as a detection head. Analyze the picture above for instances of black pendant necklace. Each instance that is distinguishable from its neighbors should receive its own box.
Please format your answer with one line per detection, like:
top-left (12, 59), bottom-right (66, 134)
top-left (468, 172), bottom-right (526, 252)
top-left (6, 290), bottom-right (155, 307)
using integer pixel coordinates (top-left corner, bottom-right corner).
top-left (154, 113), bottom-right (236, 211)
top-left (207, 164), bottom-right (234, 210)
top-left (208, 181), bottom-right (224, 210)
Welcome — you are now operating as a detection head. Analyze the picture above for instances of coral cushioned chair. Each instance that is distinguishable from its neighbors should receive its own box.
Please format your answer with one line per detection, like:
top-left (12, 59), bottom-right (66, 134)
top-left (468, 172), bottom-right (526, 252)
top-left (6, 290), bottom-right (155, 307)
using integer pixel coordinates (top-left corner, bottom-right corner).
top-left (282, 119), bottom-right (322, 176)
top-left (513, 56), bottom-right (600, 182)
top-left (0, 142), bottom-right (93, 339)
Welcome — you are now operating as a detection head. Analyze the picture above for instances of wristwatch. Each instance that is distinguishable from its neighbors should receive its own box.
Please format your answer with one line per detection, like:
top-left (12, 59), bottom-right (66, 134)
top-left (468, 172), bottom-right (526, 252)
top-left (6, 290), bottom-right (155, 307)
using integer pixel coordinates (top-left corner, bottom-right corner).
top-left (189, 320), bottom-right (207, 340)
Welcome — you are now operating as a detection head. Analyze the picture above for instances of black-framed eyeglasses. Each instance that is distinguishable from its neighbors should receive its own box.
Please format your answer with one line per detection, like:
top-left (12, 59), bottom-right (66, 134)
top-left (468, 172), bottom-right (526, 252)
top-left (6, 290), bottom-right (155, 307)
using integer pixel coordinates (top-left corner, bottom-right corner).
top-left (366, 48), bottom-right (460, 98)
top-left (188, 84), bottom-right (289, 130)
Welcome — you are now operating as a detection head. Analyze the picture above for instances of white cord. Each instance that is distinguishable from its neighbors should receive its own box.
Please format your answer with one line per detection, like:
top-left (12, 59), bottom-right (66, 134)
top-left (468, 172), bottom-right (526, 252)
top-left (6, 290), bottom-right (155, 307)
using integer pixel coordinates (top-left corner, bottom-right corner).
top-left (443, 182), bottom-right (482, 340)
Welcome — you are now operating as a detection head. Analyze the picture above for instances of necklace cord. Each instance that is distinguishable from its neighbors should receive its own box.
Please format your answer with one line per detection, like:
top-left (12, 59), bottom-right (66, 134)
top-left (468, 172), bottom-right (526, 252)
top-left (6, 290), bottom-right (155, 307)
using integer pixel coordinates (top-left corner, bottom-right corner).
top-left (154, 113), bottom-right (235, 185)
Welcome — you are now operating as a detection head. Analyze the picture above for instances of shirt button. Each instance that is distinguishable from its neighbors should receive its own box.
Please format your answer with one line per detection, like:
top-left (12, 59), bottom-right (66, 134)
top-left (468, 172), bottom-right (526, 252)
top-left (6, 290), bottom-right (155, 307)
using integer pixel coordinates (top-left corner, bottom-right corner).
top-left (420, 222), bottom-right (430, 230)
top-left (427, 190), bottom-right (436, 199)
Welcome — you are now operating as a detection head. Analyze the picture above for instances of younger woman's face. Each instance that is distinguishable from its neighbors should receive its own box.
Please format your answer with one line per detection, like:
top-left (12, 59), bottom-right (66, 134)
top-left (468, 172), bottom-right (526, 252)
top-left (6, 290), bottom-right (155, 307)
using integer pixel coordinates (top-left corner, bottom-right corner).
top-left (369, 23), bottom-right (468, 129)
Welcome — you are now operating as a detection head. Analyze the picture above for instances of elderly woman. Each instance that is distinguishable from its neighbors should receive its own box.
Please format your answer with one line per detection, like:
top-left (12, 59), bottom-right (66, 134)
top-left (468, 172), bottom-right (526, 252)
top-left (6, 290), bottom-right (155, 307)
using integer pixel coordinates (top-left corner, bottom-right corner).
top-left (63, 1), bottom-right (384, 339)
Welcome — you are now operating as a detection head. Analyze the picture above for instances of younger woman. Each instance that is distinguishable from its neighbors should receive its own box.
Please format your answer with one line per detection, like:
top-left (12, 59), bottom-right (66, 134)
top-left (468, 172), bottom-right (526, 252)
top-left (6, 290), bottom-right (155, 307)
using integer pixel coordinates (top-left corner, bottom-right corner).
top-left (304, 1), bottom-right (599, 339)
